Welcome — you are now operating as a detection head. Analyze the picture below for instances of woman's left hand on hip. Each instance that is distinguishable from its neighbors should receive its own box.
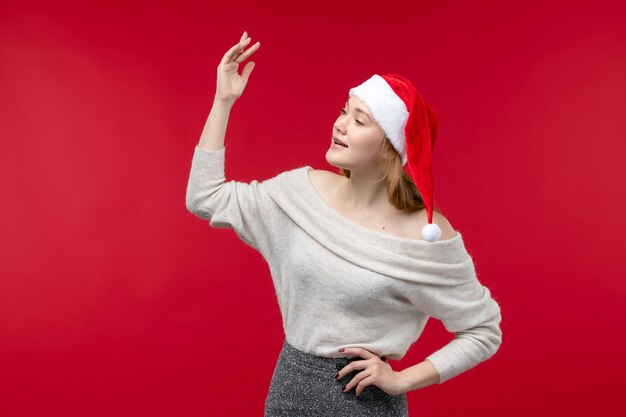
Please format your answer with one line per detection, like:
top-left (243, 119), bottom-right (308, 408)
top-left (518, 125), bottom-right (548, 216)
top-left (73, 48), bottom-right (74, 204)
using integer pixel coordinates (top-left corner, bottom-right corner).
top-left (336, 347), bottom-right (405, 396)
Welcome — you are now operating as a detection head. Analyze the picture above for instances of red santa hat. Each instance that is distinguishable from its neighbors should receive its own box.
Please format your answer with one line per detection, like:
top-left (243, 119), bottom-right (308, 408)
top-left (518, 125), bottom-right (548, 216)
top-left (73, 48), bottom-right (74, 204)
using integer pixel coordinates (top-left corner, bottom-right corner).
top-left (348, 74), bottom-right (442, 242)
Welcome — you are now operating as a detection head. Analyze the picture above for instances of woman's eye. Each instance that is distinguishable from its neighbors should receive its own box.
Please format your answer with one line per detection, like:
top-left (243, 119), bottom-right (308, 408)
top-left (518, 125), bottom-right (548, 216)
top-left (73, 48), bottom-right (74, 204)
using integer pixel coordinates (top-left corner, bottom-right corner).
top-left (339, 109), bottom-right (364, 125)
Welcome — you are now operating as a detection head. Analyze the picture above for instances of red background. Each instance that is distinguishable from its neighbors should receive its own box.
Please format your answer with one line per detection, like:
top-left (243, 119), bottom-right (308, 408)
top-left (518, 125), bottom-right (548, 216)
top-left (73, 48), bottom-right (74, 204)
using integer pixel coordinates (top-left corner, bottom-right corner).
top-left (1, 0), bottom-right (625, 416)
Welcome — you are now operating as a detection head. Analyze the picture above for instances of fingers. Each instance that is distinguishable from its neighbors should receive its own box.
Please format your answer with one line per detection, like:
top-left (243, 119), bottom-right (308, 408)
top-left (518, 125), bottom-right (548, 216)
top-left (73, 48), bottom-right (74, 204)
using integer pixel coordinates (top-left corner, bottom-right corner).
top-left (338, 359), bottom-right (387, 397)
top-left (234, 41), bottom-right (260, 63)
top-left (342, 369), bottom-right (373, 396)
top-left (336, 349), bottom-right (389, 396)
top-left (338, 347), bottom-right (376, 360)
top-left (220, 31), bottom-right (260, 66)
top-left (354, 374), bottom-right (377, 397)
top-left (335, 360), bottom-right (363, 381)
top-left (221, 37), bottom-right (249, 65)
top-left (240, 61), bottom-right (255, 83)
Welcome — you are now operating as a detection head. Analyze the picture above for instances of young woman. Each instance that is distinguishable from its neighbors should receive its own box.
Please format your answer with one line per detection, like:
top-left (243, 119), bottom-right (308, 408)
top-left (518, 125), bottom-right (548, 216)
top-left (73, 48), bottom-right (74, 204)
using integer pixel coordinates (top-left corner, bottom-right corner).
top-left (186, 31), bottom-right (503, 417)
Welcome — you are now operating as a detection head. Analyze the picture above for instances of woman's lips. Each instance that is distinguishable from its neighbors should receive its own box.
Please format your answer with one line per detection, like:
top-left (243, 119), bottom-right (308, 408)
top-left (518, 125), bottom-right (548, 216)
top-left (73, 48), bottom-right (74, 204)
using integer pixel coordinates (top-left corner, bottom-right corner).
top-left (332, 137), bottom-right (348, 147)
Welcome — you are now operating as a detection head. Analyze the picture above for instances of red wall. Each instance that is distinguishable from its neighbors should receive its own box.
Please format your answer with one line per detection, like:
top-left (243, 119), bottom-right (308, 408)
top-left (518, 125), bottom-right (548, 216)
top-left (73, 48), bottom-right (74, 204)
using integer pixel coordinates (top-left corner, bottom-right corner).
top-left (1, 0), bottom-right (625, 416)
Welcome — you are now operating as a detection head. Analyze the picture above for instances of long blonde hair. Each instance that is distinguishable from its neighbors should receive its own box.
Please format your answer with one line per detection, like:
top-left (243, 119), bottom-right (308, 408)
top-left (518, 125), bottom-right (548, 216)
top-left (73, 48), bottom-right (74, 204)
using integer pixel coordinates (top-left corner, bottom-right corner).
top-left (335, 136), bottom-right (443, 214)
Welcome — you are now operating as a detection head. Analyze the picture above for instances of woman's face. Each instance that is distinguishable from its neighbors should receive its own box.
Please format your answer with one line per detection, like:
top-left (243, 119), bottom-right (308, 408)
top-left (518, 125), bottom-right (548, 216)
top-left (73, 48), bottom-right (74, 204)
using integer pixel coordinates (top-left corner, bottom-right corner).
top-left (326, 95), bottom-right (386, 174)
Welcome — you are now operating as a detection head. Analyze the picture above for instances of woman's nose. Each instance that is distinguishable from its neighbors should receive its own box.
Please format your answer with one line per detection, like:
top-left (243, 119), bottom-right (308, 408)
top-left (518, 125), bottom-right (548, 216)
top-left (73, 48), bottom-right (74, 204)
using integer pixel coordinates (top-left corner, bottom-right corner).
top-left (334, 117), bottom-right (347, 133)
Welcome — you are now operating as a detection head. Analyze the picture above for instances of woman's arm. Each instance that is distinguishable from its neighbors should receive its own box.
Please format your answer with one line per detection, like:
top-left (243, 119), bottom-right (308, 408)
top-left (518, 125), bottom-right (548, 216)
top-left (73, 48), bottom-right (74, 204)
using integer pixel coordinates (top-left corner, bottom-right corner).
top-left (198, 98), bottom-right (234, 151)
top-left (198, 30), bottom-right (260, 151)
top-left (396, 359), bottom-right (440, 393)
top-left (420, 280), bottom-right (503, 385)
top-left (186, 32), bottom-right (279, 257)
top-left (404, 257), bottom-right (503, 386)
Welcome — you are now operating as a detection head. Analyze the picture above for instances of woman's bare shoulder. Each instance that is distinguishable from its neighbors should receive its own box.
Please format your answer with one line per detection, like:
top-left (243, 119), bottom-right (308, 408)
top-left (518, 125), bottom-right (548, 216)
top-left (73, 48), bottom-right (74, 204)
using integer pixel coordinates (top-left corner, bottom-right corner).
top-left (432, 211), bottom-right (457, 240)
top-left (308, 168), bottom-right (344, 190)
top-left (395, 205), bottom-right (457, 241)
top-left (309, 168), bottom-right (457, 241)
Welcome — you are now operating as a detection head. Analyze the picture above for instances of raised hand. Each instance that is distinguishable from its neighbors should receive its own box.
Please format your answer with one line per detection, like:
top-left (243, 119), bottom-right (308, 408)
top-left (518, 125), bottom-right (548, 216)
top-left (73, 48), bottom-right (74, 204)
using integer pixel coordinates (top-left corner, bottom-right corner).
top-left (215, 31), bottom-right (261, 103)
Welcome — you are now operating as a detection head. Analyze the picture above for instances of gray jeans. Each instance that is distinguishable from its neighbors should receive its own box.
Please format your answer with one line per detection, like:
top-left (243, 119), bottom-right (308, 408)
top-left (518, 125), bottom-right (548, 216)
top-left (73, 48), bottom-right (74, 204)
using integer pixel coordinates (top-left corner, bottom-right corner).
top-left (264, 339), bottom-right (409, 417)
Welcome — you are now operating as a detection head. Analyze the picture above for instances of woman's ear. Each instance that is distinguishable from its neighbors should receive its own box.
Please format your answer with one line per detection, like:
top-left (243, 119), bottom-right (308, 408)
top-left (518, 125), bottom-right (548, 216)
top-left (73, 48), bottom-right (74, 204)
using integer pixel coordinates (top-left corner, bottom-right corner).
top-left (382, 144), bottom-right (397, 161)
top-left (380, 136), bottom-right (393, 160)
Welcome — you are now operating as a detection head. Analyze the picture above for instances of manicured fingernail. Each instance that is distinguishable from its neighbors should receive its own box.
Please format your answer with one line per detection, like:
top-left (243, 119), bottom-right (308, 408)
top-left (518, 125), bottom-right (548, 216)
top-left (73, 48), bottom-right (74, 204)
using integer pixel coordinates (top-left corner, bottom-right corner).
top-left (341, 385), bottom-right (347, 392)
top-left (339, 348), bottom-right (344, 352)
top-left (335, 372), bottom-right (339, 379)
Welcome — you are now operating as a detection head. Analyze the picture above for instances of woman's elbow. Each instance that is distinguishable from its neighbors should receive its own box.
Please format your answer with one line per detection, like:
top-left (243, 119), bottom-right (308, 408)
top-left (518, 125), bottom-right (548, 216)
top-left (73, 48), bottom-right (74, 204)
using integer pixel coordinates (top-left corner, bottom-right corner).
top-left (185, 192), bottom-right (214, 219)
top-left (185, 180), bottom-right (227, 219)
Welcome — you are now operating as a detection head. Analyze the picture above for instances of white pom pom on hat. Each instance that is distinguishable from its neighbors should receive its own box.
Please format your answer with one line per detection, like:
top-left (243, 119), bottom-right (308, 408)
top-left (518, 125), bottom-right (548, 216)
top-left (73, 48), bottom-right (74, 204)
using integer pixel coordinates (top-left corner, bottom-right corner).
top-left (348, 74), bottom-right (441, 242)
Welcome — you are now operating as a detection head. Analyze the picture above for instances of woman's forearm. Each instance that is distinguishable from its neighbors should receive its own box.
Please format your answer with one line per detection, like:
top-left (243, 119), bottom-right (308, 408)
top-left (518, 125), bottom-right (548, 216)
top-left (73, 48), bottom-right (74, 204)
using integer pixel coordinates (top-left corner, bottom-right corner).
top-left (197, 98), bottom-right (235, 151)
top-left (396, 359), bottom-right (441, 393)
